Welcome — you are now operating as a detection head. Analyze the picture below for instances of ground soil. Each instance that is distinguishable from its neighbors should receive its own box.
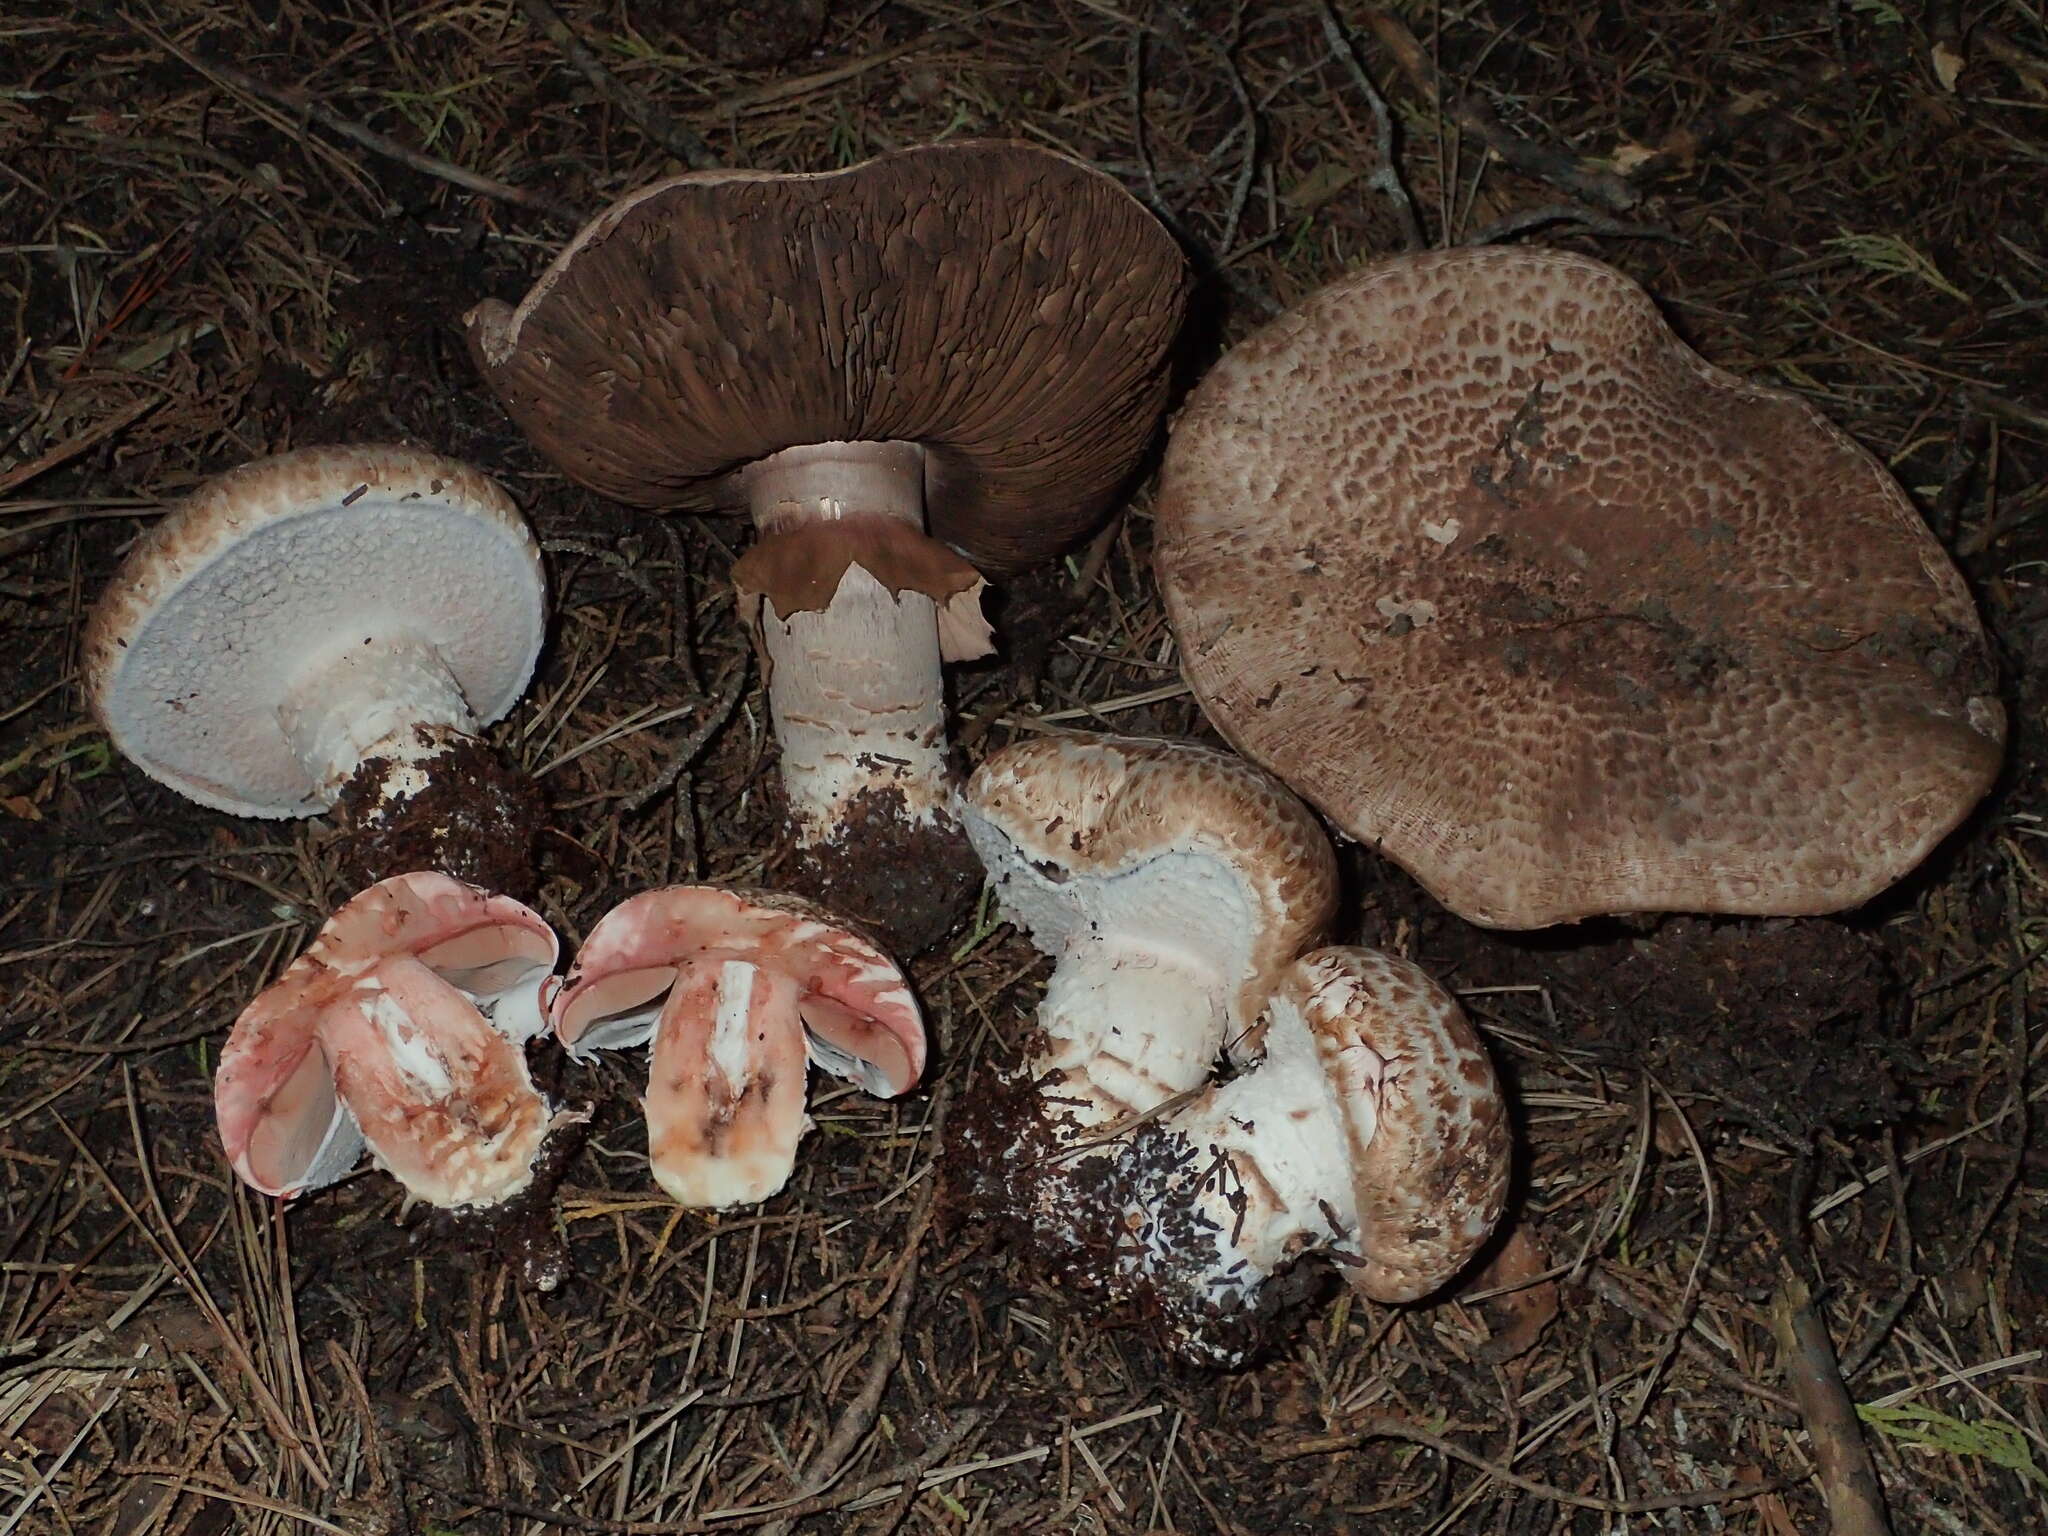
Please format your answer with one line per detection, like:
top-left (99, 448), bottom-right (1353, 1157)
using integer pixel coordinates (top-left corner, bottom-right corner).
top-left (3, 3), bottom-right (2045, 1534)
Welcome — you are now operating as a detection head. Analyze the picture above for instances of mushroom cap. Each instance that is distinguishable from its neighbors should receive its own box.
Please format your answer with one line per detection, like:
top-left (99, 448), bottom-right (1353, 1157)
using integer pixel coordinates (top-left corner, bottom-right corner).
top-left (83, 444), bottom-right (547, 819)
top-left (549, 886), bottom-right (925, 1207)
top-left (1277, 946), bottom-right (1511, 1303)
top-left (961, 732), bottom-right (1337, 1034)
top-left (1156, 246), bottom-right (2005, 928)
top-left (213, 871), bottom-right (560, 1208)
top-left (464, 141), bottom-right (1188, 574)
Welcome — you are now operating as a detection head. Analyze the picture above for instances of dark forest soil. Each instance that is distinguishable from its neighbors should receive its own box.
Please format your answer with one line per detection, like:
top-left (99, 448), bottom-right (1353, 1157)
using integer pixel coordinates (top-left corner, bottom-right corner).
top-left (3, 3), bottom-right (2045, 1533)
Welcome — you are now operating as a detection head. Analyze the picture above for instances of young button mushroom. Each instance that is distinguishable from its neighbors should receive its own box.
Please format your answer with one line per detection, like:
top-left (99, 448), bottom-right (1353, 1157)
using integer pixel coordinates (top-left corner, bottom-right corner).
top-left (956, 734), bottom-right (1337, 1195)
top-left (1126, 947), bottom-right (1512, 1367)
top-left (1156, 246), bottom-right (2005, 928)
top-left (83, 445), bottom-right (548, 898)
top-left (465, 141), bottom-right (1188, 954)
top-left (549, 887), bottom-right (925, 1208)
top-left (214, 872), bottom-right (565, 1209)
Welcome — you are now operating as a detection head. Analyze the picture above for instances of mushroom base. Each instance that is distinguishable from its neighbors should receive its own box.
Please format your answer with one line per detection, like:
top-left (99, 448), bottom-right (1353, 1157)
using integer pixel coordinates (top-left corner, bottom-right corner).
top-left (429, 1108), bottom-right (590, 1290)
top-left (332, 728), bottom-right (546, 900)
top-left (937, 1050), bottom-right (1324, 1368)
top-left (774, 783), bottom-right (981, 956)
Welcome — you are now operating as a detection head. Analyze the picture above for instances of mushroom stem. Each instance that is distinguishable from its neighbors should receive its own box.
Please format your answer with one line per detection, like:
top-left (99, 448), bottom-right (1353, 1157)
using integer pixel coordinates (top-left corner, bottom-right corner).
top-left (277, 631), bottom-right (544, 897)
top-left (742, 441), bottom-right (952, 834)
top-left (1130, 988), bottom-right (1352, 1319)
top-left (278, 633), bottom-right (478, 802)
top-left (1123, 948), bottom-right (1513, 1366)
top-left (1032, 942), bottom-right (1228, 1138)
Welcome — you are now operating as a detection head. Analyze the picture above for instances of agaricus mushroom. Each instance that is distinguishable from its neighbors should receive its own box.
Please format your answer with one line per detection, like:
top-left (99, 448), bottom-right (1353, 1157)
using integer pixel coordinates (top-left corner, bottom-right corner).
top-left (1121, 946), bottom-right (1511, 1366)
top-left (958, 733), bottom-right (1337, 1175)
top-left (1155, 246), bottom-right (2005, 928)
top-left (83, 444), bottom-right (549, 898)
top-left (548, 886), bottom-right (926, 1208)
top-left (464, 141), bottom-right (1188, 953)
top-left (214, 871), bottom-right (564, 1208)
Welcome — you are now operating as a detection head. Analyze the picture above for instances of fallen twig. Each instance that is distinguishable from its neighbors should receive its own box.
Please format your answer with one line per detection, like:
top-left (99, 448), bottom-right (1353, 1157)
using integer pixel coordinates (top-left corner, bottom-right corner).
top-left (137, 22), bottom-right (586, 224)
top-left (1316, 2), bottom-right (1423, 249)
top-left (513, 0), bottom-right (720, 170)
top-left (1770, 1275), bottom-right (1895, 1536)
top-left (1362, 8), bottom-right (1637, 213)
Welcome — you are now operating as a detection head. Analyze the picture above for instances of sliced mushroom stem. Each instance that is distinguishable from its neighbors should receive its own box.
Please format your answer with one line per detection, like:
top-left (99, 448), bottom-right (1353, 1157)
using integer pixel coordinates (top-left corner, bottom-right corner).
top-left (213, 872), bottom-right (563, 1210)
top-left (1032, 942), bottom-right (1228, 1137)
top-left (549, 886), bottom-right (928, 1210)
top-left (646, 957), bottom-right (813, 1208)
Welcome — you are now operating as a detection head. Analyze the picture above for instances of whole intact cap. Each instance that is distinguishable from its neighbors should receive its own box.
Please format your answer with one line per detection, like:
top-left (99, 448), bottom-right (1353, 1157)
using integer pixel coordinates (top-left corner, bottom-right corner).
top-left (1157, 247), bottom-right (2006, 928)
top-left (83, 445), bottom-right (546, 818)
top-left (464, 141), bottom-right (1188, 573)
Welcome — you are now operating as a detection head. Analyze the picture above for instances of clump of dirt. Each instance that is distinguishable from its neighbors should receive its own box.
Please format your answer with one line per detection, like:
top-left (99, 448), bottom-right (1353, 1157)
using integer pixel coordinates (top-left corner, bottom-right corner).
top-left (938, 1037), bottom-right (1329, 1369)
top-left (332, 727), bottom-right (547, 900)
top-left (429, 1110), bottom-right (589, 1291)
top-left (775, 783), bottom-right (982, 957)
top-left (1503, 914), bottom-right (1901, 1137)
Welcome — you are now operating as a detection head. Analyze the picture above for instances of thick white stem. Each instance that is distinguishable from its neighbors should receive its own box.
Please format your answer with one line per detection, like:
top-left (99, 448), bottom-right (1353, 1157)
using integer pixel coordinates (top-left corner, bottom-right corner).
top-left (277, 634), bottom-right (476, 805)
top-left (745, 442), bottom-right (950, 839)
top-left (1033, 941), bottom-right (1228, 1139)
top-left (1138, 993), bottom-right (1355, 1298)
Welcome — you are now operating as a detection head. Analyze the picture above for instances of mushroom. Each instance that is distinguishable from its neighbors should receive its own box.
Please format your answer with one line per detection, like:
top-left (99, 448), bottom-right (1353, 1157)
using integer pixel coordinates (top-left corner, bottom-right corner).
top-left (957, 733), bottom-right (1337, 1178)
top-left (214, 871), bottom-right (564, 1208)
top-left (548, 886), bottom-right (926, 1208)
top-left (83, 445), bottom-right (549, 897)
top-left (1120, 946), bottom-right (1511, 1366)
top-left (1155, 246), bottom-right (2005, 928)
top-left (465, 141), bottom-right (1188, 953)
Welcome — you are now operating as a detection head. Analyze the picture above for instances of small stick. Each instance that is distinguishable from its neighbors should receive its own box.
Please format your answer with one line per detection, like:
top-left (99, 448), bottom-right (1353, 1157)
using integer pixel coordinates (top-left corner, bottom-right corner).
top-left (140, 25), bottom-right (586, 224)
top-left (1273, 1416), bottom-right (1795, 1515)
top-left (1316, 3), bottom-right (1424, 249)
top-left (1462, 203), bottom-right (1677, 247)
top-left (1769, 1275), bottom-right (1896, 1536)
top-left (620, 663), bottom-right (747, 814)
top-left (1361, 9), bottom-right (1637, 213)
top-left (512, 0), bottom-right (721, 170)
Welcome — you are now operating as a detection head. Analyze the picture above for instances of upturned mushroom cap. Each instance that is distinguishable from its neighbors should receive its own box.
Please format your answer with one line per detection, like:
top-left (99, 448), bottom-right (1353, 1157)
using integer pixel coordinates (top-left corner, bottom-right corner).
top-left (1156, 246), bottom-right (2005, 928)
top-left (213, 872), bottom-right (560, 1208)
top-left (549, 886), bottom-right (925, 1208)
top-left (84, 445), bottom-right (546, 818)
top-left (963, 733), bottom-right (1337, 1037)
top-left (463, 141), bottom-right (1187, 574)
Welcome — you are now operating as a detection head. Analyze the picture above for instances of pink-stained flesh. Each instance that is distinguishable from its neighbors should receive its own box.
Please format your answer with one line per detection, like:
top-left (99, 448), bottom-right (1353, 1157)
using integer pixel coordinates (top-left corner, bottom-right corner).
top-left (550, 886), bottom-right (925, 1208)
top-left (213, 871), bottom-right (561, 1208)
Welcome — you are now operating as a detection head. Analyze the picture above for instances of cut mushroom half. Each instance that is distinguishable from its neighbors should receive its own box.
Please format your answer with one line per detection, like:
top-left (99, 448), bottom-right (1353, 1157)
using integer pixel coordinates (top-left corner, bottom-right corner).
top-left (214, 872), bottom-right (563, 1209)
top-left (1126, 947), bottom-right (1512, 1366)
top-left (958, 734), bottom-right (1337, 1183)
top-left (83, 445), bottom-right (549, 897)
top-left (549, 887), bottom-right (926, 1209)
top-left (466, 141), bottom-right (1188, 952)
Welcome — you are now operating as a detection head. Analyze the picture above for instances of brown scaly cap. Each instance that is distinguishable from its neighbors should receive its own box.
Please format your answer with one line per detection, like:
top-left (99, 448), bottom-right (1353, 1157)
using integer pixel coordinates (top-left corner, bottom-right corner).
top-left (1156, 246), bottom-right (2005, 929)
top-left (962, 733), bottom-right (1339, 1029)
top-left (465, 142), bottom-right (1188, 574)
top-left (1281, 947), bottom-right (1511, 1304)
